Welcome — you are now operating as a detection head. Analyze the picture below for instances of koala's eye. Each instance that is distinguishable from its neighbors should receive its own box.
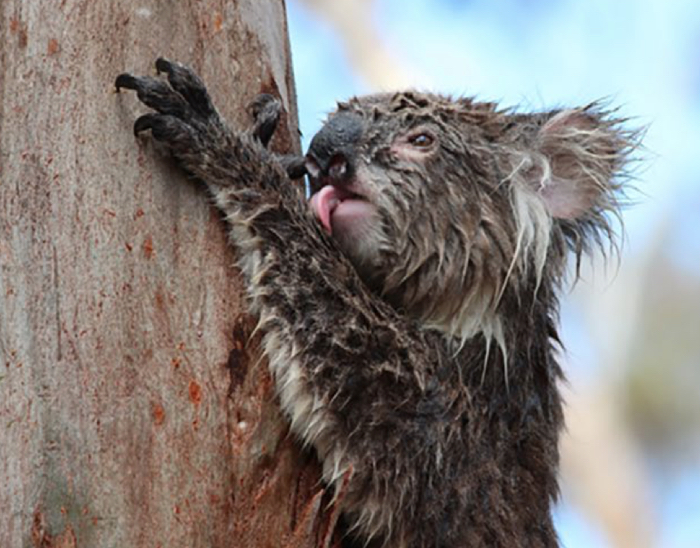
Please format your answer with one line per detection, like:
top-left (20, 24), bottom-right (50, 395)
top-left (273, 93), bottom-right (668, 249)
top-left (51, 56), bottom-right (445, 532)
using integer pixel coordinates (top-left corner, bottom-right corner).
top-left (408, 132), bottom-right (435, 148)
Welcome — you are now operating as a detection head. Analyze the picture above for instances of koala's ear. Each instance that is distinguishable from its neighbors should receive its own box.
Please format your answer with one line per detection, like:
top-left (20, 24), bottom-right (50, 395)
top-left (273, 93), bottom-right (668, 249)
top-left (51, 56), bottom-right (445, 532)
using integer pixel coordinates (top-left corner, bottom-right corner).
top-left (529, 107), bottom-right (630, 220)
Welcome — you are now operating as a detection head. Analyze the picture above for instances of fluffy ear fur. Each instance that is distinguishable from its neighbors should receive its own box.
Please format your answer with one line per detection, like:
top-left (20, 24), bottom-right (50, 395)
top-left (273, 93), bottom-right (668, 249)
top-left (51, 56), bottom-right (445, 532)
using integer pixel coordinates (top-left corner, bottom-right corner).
top-left (501, 104), bottom-right (637, 280)
top-left (531, 106), bottom-right (633, 221)
top-left (504, 103), bottom-right (639, 269)
top-left (530, 104), bottom-right (635, 220)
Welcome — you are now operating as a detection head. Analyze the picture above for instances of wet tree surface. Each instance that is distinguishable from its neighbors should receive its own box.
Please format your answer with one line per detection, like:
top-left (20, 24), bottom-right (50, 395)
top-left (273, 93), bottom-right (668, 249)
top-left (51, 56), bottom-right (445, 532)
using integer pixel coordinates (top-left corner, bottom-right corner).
top-left (0, 1), bottom-right (332, 546)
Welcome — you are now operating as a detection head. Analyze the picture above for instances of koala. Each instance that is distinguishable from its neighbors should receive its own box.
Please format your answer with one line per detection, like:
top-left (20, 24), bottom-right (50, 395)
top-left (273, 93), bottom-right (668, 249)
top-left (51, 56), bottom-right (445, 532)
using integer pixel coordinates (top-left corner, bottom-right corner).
top-left (115, 58), bottom-right (635, 548)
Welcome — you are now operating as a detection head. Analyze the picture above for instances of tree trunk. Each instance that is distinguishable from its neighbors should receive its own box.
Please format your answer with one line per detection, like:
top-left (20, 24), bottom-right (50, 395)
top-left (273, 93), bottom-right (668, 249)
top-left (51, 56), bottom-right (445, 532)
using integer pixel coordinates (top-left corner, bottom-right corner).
top-left (0, 1), bottom-right (329, 546)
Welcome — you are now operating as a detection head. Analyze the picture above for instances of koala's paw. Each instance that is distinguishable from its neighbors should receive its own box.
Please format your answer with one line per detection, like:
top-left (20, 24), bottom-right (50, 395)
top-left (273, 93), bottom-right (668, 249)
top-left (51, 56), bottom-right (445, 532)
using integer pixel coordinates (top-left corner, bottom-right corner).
top-left (115, 58), bottom-right (224, 155)
top-left (248, 93), bottom-right (307, 179)
top-left (248, 93), bottom-right (283, 148)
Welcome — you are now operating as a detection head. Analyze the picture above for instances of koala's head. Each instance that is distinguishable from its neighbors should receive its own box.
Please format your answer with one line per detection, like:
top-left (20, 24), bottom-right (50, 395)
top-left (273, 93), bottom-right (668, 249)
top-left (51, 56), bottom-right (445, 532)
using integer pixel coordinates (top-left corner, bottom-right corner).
top-left (306, 92), bottom-right (635, 341)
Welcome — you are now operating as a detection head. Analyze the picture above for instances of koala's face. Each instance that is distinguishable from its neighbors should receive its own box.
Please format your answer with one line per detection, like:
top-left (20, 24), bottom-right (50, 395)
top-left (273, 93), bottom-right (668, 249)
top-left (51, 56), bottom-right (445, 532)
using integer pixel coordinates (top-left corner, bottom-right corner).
top-left (307, 93), bottom-right (502, 287)
top-left (306, 92), bottom-right (630, 336)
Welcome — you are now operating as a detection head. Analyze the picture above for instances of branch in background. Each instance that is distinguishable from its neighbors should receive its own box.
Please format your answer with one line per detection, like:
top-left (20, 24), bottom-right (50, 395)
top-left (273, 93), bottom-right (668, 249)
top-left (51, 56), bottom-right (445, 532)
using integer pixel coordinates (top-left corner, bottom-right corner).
top-left (298, 0), bottom-right (419, 89)
top-left (561, 386), bottom-right (657, 548)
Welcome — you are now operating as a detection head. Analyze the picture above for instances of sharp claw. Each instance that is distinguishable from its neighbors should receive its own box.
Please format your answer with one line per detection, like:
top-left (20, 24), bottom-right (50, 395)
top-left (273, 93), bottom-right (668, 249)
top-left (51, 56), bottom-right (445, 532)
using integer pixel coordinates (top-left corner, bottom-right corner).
top-left (115, 73), bottom-right (139, 92)
top-left (155, 57), bottom-right (173, 75)
top-left (133, 114), bottom-right (156, 136)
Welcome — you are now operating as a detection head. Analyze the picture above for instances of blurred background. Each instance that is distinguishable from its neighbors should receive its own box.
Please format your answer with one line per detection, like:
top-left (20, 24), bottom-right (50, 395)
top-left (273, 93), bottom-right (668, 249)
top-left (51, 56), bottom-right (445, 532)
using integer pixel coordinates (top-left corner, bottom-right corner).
top-left (285, 0), bottom-right (700, 546)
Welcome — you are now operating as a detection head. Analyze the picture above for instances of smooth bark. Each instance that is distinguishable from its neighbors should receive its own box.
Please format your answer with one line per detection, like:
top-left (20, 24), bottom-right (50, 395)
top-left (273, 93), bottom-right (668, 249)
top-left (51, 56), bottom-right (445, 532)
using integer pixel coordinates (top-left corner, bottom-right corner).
top-left (0, 1), bottom-right (328, 546)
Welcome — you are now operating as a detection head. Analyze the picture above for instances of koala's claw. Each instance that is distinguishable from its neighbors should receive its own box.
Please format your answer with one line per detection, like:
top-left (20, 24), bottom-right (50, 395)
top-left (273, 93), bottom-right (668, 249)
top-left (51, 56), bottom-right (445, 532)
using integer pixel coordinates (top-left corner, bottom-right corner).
top-left (132, 113), bottom-right (194, 146)
top-left (133, 113), bottom-right (165, 136)
top-left (114, 73), bottom-right (138, 93)
top-left (249, 93), bottom-right (282, 148)
top-left (248, 93), bottom-right (308, 179)
top-left (133, 113), bottom-right (156, 135)
top-left (115, 58), bottom-right (218, 123)
top-left (116, 58), bottom-right (223, 155)
top-left (154, 57), bottom-right (173, 75)
top-left (153, 57), bottom-right (217, 119)
top-left (116, 72), bottom-right (194, 121)
top-left (116, 58), bottom-right (305, 179)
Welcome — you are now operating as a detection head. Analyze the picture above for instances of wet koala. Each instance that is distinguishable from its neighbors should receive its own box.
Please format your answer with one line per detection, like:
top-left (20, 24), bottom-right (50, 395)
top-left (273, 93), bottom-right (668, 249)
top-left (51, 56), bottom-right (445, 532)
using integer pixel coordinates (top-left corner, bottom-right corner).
top-left (116, 59), bottom-right (635, 548)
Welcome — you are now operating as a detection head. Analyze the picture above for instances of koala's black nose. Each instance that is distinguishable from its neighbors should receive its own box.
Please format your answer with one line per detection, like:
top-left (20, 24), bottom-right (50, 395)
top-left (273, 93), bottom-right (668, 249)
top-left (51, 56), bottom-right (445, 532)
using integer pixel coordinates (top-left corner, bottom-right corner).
top-left (306, 112), bottom-right (363, 184)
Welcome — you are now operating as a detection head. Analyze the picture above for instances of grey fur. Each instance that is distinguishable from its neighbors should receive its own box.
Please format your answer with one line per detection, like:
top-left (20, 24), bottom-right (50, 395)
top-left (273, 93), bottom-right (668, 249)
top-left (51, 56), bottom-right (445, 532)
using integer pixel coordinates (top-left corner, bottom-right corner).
top-left (116, 59), bottom-right (637, 548)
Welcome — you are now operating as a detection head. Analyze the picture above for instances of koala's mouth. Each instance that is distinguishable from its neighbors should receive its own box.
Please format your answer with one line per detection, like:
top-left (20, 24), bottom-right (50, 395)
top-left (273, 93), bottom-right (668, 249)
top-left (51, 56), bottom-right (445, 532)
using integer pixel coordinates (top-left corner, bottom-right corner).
top-left (309, 184), bottom-right (371, 235)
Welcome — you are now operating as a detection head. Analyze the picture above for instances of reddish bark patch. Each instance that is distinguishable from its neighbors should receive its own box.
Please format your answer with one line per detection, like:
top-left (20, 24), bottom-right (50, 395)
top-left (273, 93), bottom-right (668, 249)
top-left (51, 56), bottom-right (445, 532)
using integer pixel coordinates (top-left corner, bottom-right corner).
top-left (47, 38), bottom-right (60, 55)
top-left (31, 510), bottom-right (77, 548)
top-left (18, 27), bottom-right (28, 48)
top-left (142, 236), bottom-right (154, 259)
top-left (31, 510), bottom-right (48, 547)
top-left (188, 380), bottom-right (202, 405)
top-left (154, 289), bottom-right (166, 312)
top-left (152, 402), bottom-right (165, 426)
top-left (9, 18), bottom-right (28, 49)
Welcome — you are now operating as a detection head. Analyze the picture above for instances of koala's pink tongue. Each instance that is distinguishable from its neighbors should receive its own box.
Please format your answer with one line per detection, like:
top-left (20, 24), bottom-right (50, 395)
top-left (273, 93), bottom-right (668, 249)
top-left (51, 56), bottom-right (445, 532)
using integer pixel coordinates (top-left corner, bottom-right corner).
top-left (309, 185), bottom-right (341, 234)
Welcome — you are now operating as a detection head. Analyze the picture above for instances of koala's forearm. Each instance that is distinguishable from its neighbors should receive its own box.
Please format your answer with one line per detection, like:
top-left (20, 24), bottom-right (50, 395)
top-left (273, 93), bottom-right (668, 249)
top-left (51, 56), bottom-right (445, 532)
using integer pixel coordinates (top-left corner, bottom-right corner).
top-left (115, 64), bottom-right (451, 545)
top-left (114, 58), bottom-right (440, 425)
top-left (208, 142), bottom-right (452, 545)
top-left (168, 105), bottom-right (446, 494)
